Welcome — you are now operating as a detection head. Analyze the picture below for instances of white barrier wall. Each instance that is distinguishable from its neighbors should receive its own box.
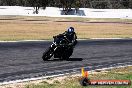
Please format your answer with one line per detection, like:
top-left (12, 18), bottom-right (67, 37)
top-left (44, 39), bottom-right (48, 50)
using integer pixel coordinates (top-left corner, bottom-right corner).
top-left (0, 6), bottom-right (132, 19)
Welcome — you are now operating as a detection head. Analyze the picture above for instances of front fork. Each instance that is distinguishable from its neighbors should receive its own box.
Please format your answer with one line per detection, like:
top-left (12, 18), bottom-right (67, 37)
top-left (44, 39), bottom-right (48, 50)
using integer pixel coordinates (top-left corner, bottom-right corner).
top-left (50, 42), bottom-right (58, 52)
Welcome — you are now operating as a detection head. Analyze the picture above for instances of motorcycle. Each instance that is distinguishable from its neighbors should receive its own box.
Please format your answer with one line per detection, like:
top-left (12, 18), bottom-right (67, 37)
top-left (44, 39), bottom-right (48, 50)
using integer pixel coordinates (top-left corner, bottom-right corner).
top-left (42, 35), bottom-right (77, 61)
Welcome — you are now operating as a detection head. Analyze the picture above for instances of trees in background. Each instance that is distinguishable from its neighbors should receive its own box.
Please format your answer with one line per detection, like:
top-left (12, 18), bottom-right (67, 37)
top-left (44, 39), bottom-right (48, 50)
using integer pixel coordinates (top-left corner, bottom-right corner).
top-left (0, 0), bottom-right (17, 6)
top-left (59, 0), bottom-right (85, 14)
top-left (129, 0), bottom-right (132, 8)
top-left (59, 0), bottom-right (74, 14)
top-left (0, 0), bottom-right (49, 14)
top-left (26, 0), bottom-right (49, 14)
top-left (0, 0), bottom-right (131, 14)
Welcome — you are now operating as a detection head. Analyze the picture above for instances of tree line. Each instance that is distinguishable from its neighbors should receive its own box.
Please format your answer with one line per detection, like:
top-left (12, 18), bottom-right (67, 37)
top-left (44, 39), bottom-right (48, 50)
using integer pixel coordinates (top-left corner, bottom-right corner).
top-left (0, 0), bottom-right (132, 14)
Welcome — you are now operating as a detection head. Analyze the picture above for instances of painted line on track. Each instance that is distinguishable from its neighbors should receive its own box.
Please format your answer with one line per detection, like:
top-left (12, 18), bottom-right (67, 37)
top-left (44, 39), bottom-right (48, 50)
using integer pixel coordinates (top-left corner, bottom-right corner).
top-left (0, 64), bottom-right (131, 85)
top-left (0, 38), bottom-right (132, 85)
top-left (0, 38), bottom-right (132, 43)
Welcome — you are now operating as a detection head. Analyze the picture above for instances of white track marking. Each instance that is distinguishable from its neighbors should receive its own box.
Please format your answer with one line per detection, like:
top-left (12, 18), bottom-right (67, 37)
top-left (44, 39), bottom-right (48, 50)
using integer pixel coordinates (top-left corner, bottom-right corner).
top-left (0, 64), bottom-right (131, 85)
top-left (0, 38), bottom-right (131, 43)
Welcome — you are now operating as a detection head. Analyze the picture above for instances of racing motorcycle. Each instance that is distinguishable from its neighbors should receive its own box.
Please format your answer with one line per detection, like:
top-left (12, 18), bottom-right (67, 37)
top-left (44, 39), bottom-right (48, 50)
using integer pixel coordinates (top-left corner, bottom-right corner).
top-left (42, 35), bottom-right (76, 61)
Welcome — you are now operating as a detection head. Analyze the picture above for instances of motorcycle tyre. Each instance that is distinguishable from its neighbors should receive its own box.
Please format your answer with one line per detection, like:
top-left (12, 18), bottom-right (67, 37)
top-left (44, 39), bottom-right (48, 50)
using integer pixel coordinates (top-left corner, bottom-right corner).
top-left (42, 47), bottom-right (54, 61)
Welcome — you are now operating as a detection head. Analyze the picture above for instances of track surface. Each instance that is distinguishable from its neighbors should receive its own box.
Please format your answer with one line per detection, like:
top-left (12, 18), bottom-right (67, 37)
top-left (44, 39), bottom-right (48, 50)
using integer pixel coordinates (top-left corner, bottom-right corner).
top-left (0, 39), bottom-right (132, 82)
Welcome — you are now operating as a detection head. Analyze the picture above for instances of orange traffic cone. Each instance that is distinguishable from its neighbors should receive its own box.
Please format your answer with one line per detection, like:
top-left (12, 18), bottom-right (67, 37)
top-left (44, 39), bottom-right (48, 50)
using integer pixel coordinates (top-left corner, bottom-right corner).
top-left (80, 67), bottom-right (90, 86)
top-left (81, 67), bottom-right (88, 78)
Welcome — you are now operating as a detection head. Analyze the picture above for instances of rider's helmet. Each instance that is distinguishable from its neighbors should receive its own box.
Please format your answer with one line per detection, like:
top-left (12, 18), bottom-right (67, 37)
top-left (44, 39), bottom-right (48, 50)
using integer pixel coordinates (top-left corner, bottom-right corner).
top-left (67, 27), bottom-right (74, 33)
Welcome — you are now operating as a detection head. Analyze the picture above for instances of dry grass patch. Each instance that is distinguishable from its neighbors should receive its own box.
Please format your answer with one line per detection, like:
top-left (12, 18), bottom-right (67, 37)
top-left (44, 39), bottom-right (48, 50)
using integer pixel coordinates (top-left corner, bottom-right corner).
top-left (0, 17), bottom-right (132, 41)
top-left (0, 66), bottom-right (132, 88)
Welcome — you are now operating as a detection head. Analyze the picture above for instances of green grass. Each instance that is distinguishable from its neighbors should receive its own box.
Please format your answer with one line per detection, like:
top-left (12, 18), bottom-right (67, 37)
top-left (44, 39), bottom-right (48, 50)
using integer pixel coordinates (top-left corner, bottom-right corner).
top-left (25, 67), bottom-right (132, 88)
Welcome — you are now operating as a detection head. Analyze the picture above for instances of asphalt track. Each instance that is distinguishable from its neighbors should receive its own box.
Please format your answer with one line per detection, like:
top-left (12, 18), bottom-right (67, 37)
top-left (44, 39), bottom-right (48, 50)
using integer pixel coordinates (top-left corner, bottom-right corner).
top-left (0, 39), bottom-right (132, 83)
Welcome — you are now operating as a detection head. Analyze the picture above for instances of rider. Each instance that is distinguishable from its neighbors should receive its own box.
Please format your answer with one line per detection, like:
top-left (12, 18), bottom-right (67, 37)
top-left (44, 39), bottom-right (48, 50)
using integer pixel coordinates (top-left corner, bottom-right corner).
top-left (54, 27), bottom-right (77, 46)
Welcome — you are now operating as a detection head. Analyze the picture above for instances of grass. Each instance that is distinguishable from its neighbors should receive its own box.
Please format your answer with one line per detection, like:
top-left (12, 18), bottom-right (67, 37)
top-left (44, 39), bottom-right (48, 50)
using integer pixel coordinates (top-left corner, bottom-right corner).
top-left (0, 16), bottom-right (132, 22)
top-left (0, 16), bottom-right (132, 41)
top-left (0, 66), bottom-right (131, 88)
top-left (25, 66), bottom-right (132, 88)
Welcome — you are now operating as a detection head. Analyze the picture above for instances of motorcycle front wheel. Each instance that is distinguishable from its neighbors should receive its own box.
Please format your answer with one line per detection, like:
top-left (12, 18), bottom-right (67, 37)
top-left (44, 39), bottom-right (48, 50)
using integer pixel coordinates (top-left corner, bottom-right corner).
top-left (42, 47), bottom-right (54, 61)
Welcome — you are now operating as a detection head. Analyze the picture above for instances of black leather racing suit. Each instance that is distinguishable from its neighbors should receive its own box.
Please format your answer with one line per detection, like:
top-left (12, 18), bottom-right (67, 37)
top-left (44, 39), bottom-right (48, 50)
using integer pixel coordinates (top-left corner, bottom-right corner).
top-left (54, 31), bottom-right (77, 46)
